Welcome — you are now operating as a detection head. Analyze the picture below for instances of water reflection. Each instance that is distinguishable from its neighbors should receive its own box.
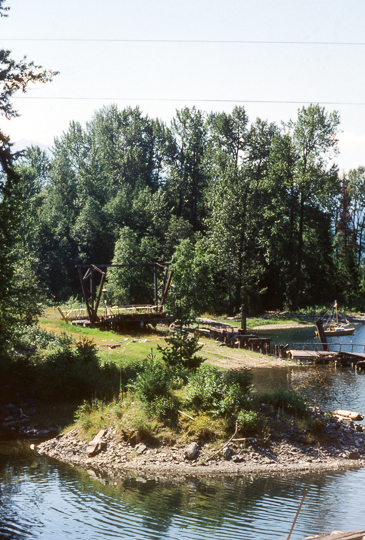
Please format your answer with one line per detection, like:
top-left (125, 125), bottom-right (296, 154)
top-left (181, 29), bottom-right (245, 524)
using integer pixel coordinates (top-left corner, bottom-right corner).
top-left (2, 326), bottom-right (365, 539)
top-left (1, 443), bottom-right (365, 540)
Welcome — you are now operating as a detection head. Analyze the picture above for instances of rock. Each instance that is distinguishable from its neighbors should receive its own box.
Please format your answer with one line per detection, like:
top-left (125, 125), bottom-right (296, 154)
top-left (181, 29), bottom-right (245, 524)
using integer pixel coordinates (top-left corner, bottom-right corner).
top-left (348, 451), bottom-right (360, 460)
top-left (135, 443), bottom-right (147, 455)
top-left (222, 446), bottom-right (233, 459)
top-left (87, 429), bottom-right (108, 456)
top-left (184, 442), bottom-right (199, 460)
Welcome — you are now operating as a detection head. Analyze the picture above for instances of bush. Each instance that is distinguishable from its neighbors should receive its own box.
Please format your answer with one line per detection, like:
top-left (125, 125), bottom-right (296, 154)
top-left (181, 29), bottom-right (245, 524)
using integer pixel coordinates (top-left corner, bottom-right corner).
top-left (148, 396), bottom-right (179, 423)
top-left (130, 354), bottom-right (170, 403)
top-left (12, 324), bottom-right (73, 351)
top-left (157, 328), bottom-right (205, 373)
top-left (223, 368), bottom-right (253, 395)
top-left (259, 387), bottom-right (308, 417)
top-left (185, 364), bottom-right (252, 416)
top-left (236, 410), bottom-right (261, 435)
top-left (32, 338), bottom-right (120, 401)
top-left (184, 413), bottom-right (230, 442)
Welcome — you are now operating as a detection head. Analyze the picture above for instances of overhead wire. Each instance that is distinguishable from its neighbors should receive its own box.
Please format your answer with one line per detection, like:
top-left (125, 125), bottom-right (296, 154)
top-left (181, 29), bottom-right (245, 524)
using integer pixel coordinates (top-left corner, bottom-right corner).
top-left (5, 37), bottom-right (363, 107)
top-left (2, 38), bottom-right (365, 45)
top-left (12, 97), bottom-right (365, 105)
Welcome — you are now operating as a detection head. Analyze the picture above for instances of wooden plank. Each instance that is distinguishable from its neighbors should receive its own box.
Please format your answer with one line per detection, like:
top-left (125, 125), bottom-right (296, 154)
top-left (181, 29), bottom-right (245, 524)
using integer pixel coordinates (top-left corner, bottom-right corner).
top-left (289, 349), bottom-right (339, 359)
top-left (57, 307), bottom-right (67, 322)
top-left (343, 351), bottom-right (365, 360)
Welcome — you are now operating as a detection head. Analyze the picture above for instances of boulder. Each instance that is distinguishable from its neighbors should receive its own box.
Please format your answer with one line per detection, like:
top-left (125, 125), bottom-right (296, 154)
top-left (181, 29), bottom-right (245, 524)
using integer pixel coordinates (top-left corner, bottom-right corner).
top-left (87, 429), bottom-right (108, 456)
top-left (184, 442), bottom-right (199, 460)
top-left (222, 446), bottom-right (233, 459)
top-left (135, 443), bottom-right (147, 455)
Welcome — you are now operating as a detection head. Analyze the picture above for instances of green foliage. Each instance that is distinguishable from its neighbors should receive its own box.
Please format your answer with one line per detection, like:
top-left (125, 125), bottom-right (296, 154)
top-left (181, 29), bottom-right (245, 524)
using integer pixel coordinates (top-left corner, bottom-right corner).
top-left (2, 335), bottom-right (120, 402)
top-left (157, 328), bottom-right (205, 374)
top-left (184, 413), bottom-right (230, 442)
top-left (38, 338), bottom-right (117, 400)
top-left (259, 387), bottom-right (308, 418)
top-left (223, 367), bottom-right (253, 395)
top-left (0, 8), bottom-right (57, 354)
top-left (236, 410), bottom-right (261, 435)
top-left (129, 352), bottom-right (170, 403)
top-left (148, 396), bottom-right (179, 424)
top-left (166, 237), bottom-right (223, 320)
top-left (107, 225), bottom-right (154, 305)
top-left (3, 96), bottom-right (364, 317)
top-left (12, 324), bottom-right (73, 350)
top-left (185, 364), bottom-right (252, 416)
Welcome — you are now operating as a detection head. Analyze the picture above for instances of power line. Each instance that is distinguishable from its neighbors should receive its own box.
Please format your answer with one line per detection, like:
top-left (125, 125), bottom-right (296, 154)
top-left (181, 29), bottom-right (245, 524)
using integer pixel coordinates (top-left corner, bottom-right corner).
top-left (11, 96), bottom-right (365, 105)
top-left (3, 38), bottom-right (365, 45)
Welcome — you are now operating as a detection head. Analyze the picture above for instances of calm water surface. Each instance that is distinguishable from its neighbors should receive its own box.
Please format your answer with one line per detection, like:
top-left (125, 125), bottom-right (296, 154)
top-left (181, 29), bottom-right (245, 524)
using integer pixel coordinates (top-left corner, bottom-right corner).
top-left (2, 326), bottom-right (365, 540)
top-left (1, 444), bottom-right (365, 540)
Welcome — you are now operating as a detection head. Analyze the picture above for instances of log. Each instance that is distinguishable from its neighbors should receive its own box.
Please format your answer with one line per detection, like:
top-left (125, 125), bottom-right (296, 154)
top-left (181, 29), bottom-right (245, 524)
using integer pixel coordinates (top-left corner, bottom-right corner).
top-left (332, 409), bottom-right (364, 421)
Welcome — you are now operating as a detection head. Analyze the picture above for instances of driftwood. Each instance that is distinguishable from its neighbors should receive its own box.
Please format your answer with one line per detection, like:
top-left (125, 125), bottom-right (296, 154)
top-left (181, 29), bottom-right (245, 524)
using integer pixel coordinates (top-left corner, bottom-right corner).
top-left (206, 422), bottom-right (239, 462)
top-left (332, 409), bottom-right (364, 421)
top-left (97, 341), bottom-right (125, 349)
top-left (178, 410), bottom-right (195, 421)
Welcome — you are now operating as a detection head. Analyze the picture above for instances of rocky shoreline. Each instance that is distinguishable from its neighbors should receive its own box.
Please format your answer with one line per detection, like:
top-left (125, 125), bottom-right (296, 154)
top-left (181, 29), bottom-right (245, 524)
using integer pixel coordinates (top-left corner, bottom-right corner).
top-left (37, 410), bottom-right (365, 478)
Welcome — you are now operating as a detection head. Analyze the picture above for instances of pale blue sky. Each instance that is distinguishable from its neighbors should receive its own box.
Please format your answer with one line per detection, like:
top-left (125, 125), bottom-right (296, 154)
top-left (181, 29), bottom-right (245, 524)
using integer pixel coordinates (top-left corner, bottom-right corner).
top-left (1, 0), bottom-right (365, 171)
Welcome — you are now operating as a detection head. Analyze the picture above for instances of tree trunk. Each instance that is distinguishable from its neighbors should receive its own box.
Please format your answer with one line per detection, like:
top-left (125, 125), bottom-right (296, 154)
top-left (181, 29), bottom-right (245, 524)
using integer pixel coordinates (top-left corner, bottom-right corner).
top-left (293, 190), bottom-right (304, 310)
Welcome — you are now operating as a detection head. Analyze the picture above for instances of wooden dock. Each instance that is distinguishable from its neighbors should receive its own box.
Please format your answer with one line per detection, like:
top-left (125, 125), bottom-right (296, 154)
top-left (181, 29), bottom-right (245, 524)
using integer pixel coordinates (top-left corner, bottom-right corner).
top-left (289, 348), bottom-right (365, 366)
top-left (207, 326), bottom-right (272, 353)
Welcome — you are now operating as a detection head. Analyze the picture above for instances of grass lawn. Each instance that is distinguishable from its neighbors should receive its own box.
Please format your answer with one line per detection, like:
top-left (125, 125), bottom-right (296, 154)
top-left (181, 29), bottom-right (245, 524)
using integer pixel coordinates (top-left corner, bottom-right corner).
top-left (38, 308), bottom-right (294, 370)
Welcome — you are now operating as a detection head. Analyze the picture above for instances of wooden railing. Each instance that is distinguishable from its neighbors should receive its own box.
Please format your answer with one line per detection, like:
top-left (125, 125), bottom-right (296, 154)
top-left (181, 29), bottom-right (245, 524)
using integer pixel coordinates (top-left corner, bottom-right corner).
top-left (292, 342), bottom-right (365, 353)
top-left (58, 304), bottom-right (164, 321)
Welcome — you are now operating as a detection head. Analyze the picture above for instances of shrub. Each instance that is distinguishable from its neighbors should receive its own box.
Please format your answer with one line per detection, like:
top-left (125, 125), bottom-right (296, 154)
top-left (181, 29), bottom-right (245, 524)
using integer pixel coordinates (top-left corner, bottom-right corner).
top-left (148, 396), bottom-right (179, 423)
top-left (236, 410), bottom-right (261, 435)
top-left (223, 368), bottom-right (253, 395)
top-left (130, 354), bottom-right (170, 403)
top-left (185, 364), bottom-right (252, 416)
top-left (157, 328), bottom-right (205, 373)
top-left (184, 413), bottom-right (230, 442)
top-left (259, 387), bottom-right (308, 417)
top-left (32, 338), bottom-right (120, 401)
top-left (12, 325), bottom-right (73, 351)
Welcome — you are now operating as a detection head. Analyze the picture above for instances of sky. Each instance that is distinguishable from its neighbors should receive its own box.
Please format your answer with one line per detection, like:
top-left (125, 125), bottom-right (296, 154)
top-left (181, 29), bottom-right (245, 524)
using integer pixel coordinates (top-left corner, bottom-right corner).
top-left (1, 0), bottom-right (365, 172)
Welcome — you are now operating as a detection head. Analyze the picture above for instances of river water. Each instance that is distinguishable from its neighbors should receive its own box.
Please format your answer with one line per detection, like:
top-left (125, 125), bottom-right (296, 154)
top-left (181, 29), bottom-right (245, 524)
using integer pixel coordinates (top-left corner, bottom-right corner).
top-left (2, 325), bottom-right (365, 540)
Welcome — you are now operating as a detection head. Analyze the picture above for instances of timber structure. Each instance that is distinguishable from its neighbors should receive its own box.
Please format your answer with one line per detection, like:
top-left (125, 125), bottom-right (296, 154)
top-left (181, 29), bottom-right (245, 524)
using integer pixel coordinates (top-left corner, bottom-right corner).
top-left (288, 319), bottom-right (365, 366)
top-left (200, 316), bottom-right (365, 365)
top-left (59, 263), bottom-right (173, 329)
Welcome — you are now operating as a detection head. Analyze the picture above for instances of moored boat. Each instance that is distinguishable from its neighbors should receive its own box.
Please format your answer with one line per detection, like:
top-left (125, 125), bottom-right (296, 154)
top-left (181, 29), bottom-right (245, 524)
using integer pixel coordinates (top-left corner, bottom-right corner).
top-left (315, 300), bottom-right (355, 337)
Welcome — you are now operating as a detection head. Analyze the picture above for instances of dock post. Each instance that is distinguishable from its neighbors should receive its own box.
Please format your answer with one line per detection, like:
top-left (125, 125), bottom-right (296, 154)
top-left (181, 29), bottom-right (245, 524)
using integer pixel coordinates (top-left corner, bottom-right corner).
top-left (316, 318), bottom-right (328, 351)
top-left (240, 305), bottom-right (247, 334)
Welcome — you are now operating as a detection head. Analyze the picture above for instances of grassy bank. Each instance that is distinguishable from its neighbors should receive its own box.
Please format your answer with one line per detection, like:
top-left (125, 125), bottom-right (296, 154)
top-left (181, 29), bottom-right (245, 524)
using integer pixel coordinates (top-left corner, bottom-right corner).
top-left (3, 308), bottom-right (309, 441)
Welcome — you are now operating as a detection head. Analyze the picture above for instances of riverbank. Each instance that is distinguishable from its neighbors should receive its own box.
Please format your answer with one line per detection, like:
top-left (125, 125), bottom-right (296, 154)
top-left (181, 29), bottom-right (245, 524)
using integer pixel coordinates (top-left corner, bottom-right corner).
top-left (37, 407), bottom-right (365, 478)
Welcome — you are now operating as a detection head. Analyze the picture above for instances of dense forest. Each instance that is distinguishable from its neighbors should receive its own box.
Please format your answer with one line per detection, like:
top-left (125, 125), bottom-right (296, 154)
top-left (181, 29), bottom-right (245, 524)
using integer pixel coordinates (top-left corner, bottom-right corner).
top-left (4, 103), bottom-right (365, 319)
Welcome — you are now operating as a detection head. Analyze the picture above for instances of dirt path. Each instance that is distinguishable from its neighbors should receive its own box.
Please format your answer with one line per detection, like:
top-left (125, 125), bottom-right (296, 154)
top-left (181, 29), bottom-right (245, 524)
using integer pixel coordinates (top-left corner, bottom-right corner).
top-left (201, 342), bottom-right (293, 369)
top-left (252, 323), bottom-right (315, 330)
